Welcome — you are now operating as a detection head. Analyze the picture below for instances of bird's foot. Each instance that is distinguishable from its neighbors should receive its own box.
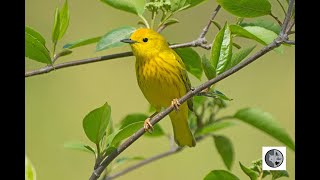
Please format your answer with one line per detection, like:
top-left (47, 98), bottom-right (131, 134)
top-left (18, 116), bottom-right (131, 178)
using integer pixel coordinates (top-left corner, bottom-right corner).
top-left (144, 118), bottom-right (154, 133)
top-left (171, 98), bottom-right (181, 112)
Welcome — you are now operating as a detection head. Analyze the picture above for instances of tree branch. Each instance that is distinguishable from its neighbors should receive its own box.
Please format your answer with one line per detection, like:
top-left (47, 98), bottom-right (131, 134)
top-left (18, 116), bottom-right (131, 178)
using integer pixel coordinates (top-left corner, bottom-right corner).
top-left (25, 51), bottom-right (133, 77)
top-left (89, 35), bottom-right (284, 180)
top-left (105, 147), bottom-right (182, 180)
top-left (281, 0), bottom-right (295, 35)
top-left (89, 1), bottom-right (295, 179)
top-left (104, 135), bottom-right (208, 180)
top-left (276, 0), bottom-right (287, 16)
top-left (26, 38), bottom-right (210, 78)
top-left (269, 12), bottom-right (282, 26)
top-left (25, 6), bottom-right (221, 78)
top-left (199, 5), bottom-right (221, 39)
top-left (25, 42), bottom-right (212, 78)
top-left (283, 40), bottom-right (295, 45)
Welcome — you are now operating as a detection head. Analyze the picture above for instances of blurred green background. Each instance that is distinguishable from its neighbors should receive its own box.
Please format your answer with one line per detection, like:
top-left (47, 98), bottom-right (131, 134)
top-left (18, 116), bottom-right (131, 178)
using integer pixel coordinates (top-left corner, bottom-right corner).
top-left (25, 0), bottom-right (295, 179)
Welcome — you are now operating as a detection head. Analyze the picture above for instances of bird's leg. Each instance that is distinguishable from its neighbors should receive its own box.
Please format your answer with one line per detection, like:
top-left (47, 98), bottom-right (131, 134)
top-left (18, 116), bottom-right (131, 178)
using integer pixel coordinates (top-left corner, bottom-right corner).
top-left (171, 98), bottom-right (181, 112)
top-left (144, 112), bottom-right (157, 133)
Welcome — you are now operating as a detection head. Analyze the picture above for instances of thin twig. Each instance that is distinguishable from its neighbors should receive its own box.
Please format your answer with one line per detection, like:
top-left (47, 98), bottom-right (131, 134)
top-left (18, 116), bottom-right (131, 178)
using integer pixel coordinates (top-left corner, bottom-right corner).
top-left (26, 42), bottom-right (206, 78)
top-left (25, 51), bottom-right (133, 77)
top-left (288, 30), bottom-right (295, 35)
top-left (26, 6), bottom-right (222, 78)
top-left (89, 37), bottom-right (284, 180)
top-left (286, 20), bottom-right (295, 34)
top-left (105, 147), bottom-right (182, 180)
top-left (283, 40), bottom-right (295, 45)
top-left (276, 0), bottom-right (287, 16)
top-left (199, 5), bottom-right (221, 39)
top-left (157, 24), bottom-right (168, 33)
top-left (89, 1), bottom-right (295, 178)
top-left (104, 135), bottom-right (207, 180)
top-left (269, 12), bottom-right (282, 26)
top-left (281, 0), bottom-right (295, 35)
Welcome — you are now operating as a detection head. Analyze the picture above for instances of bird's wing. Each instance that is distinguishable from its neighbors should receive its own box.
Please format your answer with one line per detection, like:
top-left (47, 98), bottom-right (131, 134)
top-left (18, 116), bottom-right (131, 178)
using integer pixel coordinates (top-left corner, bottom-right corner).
top-left (172, 50), bottom-right (194, 112)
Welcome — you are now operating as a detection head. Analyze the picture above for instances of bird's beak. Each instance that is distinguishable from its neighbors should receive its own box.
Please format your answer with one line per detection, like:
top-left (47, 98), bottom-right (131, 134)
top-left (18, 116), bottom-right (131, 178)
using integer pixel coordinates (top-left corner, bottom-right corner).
top-left (120, 38), bottom-right (137, 44)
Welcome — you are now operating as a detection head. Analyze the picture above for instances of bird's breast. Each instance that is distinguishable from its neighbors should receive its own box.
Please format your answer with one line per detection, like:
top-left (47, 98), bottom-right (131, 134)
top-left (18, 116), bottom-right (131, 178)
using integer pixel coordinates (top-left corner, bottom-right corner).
top-left (135, 57), bottom-right (185, 109)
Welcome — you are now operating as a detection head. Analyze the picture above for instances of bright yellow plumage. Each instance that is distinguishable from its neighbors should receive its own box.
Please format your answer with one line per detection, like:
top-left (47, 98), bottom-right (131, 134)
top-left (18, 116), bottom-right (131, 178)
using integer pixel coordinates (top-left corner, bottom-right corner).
top-left (122, 28), bottom-right (196, 147)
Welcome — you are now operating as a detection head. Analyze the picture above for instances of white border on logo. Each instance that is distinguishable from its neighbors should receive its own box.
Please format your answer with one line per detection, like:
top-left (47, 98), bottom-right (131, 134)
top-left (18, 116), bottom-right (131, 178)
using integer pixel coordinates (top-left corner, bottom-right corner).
top-left (262, 146), bottom-right (286, 170)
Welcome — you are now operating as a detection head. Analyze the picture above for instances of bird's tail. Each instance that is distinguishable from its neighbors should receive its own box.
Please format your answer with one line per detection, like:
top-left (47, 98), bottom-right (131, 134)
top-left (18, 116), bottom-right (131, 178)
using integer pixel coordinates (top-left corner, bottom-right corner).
top-left (169, 103), bottom-right (196, 147)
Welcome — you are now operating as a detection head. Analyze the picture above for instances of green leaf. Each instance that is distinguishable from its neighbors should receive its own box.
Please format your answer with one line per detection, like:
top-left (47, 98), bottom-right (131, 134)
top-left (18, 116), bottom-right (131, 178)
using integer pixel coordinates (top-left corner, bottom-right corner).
top-left (247, 159), bottom-right (271, 178)
top-left (262, 170), bottom-right (271, 178)
top-left (25, 32), bottom-right (51, 64)
top-left (202, 55), bottom-right (215, 80)
top-left (100, 0), bottom-right (146, 15)
top-left (211, 23), bottom-right (232, 77)
top-left (270, 170), bottom-right (289, 179)
top-left (163, 18), bottom-right (179, 27)
top-left (229, 25), bottom-right (282, 53)
top-left (106, 122), bottom-right (144, 152)
top-left (83, 102), bottom-right (111, 144)
top-left (171, 0), bottom-right (208, 12)
top-left (55, 49), bottom-right (72, 58)
top-left (96, 26), bottom-right (136, 51)
top-left (243, 26), bottom-right (283, 53)
top-left (229, 25), bottom-right (265, 45)
top-left (63, 142), bottom-right (96, 155)
top-left (120, 113), bottom-right (164, 137)
top-left (204, 170), bottom-right (240, 180)
top-left (239, 162), bottom-right (259, 180)
top-left (120, 113), bottom-right (148, 129)
top-left (25, 26), bottom-right (46, 45)
top-left (52, 7), bottom-right (61, 43)
top-left (214, 135), bottom-right (234, 170)
top-left (193, 96), bottom-right (206, 110)
top-left (207, 89), bottom-right (233, 101)
top-left (227, 45), bottom-right (256, 70)
top-left (115, 156), bottom-right (144, 164)
top-left (240, 19), bottom-right (281, 34)
top-left (216, 0), bottom-right (271, 18)
top-left (234, 108), bottom-right (295, 151)
top-left (195, 121), bottom-right (236, 136)
top-left (188, 111), bottom-right (197, 130)
top-left (170, 0), bottom-right (188, 12)
top-left (25, 156), bottom-right (36, 180)
top-left (64, 36), bottom-right (101, 49)
top-left (58, 0), bottom-right (70, 39)
top-left (174, 47), bottom-right (203, 80)
top-left (250, 159), bottom-right (263, 172)
top-left (112, 156), bottom-right (144, 170)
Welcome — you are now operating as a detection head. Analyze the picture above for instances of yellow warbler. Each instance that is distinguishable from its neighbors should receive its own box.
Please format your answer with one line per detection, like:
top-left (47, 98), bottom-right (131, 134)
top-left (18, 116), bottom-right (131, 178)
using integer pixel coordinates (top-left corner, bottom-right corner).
top-left (121, 28), bottom-right (196, 147)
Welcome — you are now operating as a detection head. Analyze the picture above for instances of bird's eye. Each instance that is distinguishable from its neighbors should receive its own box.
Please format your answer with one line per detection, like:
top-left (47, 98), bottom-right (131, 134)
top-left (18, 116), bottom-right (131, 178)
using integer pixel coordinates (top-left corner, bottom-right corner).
top-left (143, 38), bottom-right (148, 42)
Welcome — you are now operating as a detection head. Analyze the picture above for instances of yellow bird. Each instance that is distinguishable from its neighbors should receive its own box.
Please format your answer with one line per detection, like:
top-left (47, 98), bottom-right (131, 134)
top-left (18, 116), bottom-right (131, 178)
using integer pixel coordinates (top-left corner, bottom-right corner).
top-left (121, 28), bottom-right (196, 147)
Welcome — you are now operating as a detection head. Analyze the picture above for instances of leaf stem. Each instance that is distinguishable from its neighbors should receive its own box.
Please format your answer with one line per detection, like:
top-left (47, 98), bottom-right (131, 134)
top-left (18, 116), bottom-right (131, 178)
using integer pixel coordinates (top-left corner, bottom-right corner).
top-left (157, 12), bottom-right (173, 31)
top-left (52, 42), bottom-right (57, 61)
top-left (276, 0), bottom-right (287, 16)
top-left (139, 15), bottom-right (150, 29)
top-left (269, 12), bottom-right (282, 26)
top-left (151, 8), bottom-right (157, 30)
top-left (215, 116), bottom-right (233, 123)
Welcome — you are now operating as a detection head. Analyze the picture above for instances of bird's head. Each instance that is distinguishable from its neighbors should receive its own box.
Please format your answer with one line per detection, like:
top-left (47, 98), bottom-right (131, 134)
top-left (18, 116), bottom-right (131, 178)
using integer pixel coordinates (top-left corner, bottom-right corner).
top-left (121, 28), bottom-right (168, 57)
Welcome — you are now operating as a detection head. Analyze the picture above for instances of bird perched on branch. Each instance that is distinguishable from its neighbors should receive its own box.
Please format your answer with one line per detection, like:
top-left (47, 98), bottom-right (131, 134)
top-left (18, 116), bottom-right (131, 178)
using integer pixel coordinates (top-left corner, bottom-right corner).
top-left (121, 28), bottom-right (196, 147)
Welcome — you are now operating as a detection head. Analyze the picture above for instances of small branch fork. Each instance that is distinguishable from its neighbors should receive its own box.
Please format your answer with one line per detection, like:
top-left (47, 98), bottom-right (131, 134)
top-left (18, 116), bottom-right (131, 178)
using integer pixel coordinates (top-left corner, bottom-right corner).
top-left (25, 6), bottom-right (221, 78)
top-left (88, 1), bottom-right (295, 179)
